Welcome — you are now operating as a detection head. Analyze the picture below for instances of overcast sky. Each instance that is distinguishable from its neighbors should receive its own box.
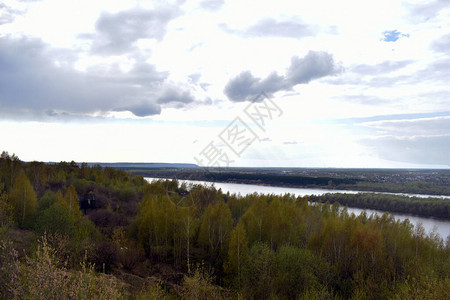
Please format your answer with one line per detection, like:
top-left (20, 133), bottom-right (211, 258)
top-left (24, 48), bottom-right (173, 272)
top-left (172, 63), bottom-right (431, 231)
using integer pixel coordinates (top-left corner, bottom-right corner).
top-left (1, 0), bottom-right (449, 168)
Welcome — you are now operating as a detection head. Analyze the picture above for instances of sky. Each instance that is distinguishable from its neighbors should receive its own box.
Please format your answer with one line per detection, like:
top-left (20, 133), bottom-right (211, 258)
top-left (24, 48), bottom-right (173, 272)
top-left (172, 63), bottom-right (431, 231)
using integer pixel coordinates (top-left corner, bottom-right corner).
top-left (0, 0), bottom-right (449, 168)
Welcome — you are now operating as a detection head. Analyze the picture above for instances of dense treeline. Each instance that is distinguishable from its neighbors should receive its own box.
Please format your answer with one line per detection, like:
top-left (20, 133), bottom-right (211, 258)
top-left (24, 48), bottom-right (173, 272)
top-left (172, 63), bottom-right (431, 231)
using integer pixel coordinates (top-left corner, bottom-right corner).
top-left (196, 171), bottom-right (361, 186)
top-left (130, 168), bottom-right (450, 196)
top-left (309, 193), bottom-right (450, 220)
top-left (1, 151), bottom-right (449, 299)
top-left (131, 169), bottom-right (362, 186)
top-left (351, 180), bottom-right (450, 197)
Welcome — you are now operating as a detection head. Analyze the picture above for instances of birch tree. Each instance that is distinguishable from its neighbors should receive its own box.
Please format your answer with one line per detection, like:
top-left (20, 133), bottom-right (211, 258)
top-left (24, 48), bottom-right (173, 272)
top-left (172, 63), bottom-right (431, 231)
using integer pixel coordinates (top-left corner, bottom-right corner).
top-left (9, 169), bottom-right (37, 227)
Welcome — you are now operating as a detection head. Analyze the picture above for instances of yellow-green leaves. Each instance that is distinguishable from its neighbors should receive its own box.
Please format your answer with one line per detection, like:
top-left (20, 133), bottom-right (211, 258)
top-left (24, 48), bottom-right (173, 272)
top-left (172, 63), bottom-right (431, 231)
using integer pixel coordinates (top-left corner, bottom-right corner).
top-left (64, 185), bottom-right (82, 219)
top-left (9, 169), bottom-right (37, 227)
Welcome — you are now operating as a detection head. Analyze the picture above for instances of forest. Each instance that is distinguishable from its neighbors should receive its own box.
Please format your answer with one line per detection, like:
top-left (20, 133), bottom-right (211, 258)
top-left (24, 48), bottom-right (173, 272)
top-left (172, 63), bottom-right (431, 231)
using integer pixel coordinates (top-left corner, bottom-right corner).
top-left (129, 168), bottom-right (450, 196)
top-left (308, 193), bottom-right (449, 220)
top-left (0, 151), bottom-right (449, 299)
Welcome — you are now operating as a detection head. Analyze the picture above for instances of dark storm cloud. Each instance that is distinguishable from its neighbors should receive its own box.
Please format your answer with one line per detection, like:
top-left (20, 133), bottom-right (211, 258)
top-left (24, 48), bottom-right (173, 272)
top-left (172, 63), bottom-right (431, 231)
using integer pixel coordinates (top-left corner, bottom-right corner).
top-left (81, 6), bottom-right (180, 55)
top-left (0, 36), bottom-right (196, 120)
top-left (199, 0), bottom-right (224, 11)
top-left (224, 51), bottom-right (341, 101)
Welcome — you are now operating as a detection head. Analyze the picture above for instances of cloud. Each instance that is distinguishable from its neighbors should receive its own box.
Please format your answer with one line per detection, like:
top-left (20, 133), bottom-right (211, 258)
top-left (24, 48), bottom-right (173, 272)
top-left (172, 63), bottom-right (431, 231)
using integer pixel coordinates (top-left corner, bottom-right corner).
top-left (224, 51), bottom-right (341, 101)
top-left (286, 51), bottom-right (342, 85)
top-left (260, 138), bottom-right (272, 142)
top-left (415, 58), bottom-right (450, 83)
top-left (0, 36), bottom-right (197, 120)
top-left (224, 71), bottom-right (286, 102)
top-left (199, 0), bottom-right (224, 11)
top-left (361, 116), bottom-right (450, 136)
top-left (157, 86), bottom-right (196, 104)
top-left (359, 116), bottom-right (450, 166)
top-left (363, 135), bottom-right (450, 166)
top-left (431, 34), bottom-right (450, 54)
top-left (326, 60), bottom-right (414, 87)
top-left (339, 95), bottom-right (391, 105)
top-left (327, 60), bottom-right (417, 88)
top-left (115, 101), bottom-right (161, 117)
top-left (188, 73), bottom-right (201, 83)
top-left (333, 58), bottom-right (449, 89)
top-left (244, 18), bottom-right (316, 39)
top-left (221, 17), bottom-right (333, 39)
top-left (352, 60), bottom-right (413, 75)
top-left (381, 30), bottom-right (409, 42)
top-left (81, 6), bottom-right (181, 55)
top-left (408, 0), bottom-right (450, 22)
top-left (0, 3), bottom-right (23, 25)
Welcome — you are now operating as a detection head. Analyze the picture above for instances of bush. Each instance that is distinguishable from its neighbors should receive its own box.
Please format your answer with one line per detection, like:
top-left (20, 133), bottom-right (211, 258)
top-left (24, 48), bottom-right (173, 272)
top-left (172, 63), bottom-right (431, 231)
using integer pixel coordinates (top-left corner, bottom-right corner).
top-left (0, 235), bottom-right (126, 299)
top-left (181, 266), bottom-right (225, 300)
top-left (34, 202), bottom-right (76, 236)
top-left (90, 241), bottom-right (118, 273)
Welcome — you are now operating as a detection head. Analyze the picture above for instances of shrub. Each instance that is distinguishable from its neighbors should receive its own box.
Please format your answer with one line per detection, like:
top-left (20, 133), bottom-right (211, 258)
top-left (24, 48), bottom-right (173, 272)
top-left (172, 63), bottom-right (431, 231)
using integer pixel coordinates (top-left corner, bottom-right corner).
top-left (0, 235), bottom-right (126, 299)
top-left (181, 266), bottom-right (225, 300)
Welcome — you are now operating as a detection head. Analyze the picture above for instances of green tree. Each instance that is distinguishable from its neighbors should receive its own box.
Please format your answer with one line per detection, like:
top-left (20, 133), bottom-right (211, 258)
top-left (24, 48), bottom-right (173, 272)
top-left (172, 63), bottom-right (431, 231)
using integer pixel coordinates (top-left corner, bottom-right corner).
top-left (224, 222), bottom-right (249, 288)
top-left (64, 185), bottom-right (81, 219)
top-left (9, 169), bottom-right (37, 227)
top-left (198, 200), bottom-right (233, 261)
top-left (35, 202), bottom-right (76, 236)
top-left (240, 196), bottom-right (268, 244)
top-left (0, 151), bottom-right (22, 192)
top-left (242, 242), bottom-right (274, 299)
top-left (37, 191), bottom-right (56, 213)
top-left (173, 197), bottom-right (199, 271)
top-left (0, 191), bottom-right (12, 235)
top-left (274, 245), bottom-right (321, 298)
top-left (26, 161), bottom-right (47, 194)
top-left (137, 195), bottom-right (163, 257)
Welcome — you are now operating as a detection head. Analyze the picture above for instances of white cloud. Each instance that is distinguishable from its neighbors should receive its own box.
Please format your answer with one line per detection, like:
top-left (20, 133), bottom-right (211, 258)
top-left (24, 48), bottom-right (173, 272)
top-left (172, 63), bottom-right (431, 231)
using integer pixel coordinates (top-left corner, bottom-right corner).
top-left (0, 0), bottom-right (449, 167)
top-left (224, 51), bottom-right (341, 101)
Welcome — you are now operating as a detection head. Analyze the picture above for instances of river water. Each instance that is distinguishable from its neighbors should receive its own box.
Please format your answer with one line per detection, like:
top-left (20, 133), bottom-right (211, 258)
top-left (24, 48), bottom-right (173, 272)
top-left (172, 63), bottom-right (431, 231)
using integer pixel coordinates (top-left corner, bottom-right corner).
top-left (145, 178), bottom-right (450, 240)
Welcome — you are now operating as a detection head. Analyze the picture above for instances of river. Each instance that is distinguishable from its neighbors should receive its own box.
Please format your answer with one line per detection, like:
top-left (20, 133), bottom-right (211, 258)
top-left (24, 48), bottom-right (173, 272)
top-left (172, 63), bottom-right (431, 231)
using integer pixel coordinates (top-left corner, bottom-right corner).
top-left (145, 177), bottom-right (450, 240)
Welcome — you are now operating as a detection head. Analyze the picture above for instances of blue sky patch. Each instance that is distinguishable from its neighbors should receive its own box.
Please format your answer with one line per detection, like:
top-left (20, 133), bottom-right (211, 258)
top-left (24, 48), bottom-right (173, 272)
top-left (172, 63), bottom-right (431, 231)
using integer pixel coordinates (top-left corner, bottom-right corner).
top-left (382, 30), bottom-right (409, 42)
